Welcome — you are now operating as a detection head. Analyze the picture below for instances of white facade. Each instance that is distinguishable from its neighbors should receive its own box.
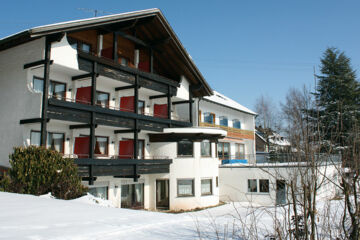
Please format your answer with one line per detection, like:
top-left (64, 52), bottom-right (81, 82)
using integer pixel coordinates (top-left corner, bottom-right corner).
top-left (0, 10), bottom-right (222, 212)
top-left (198, 91), bottom-right (257, 164)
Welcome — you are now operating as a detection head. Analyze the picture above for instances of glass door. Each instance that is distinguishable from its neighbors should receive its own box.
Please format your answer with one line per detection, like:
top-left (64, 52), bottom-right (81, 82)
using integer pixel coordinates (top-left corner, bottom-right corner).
top-left (156, 179), bottom-right (169, 210)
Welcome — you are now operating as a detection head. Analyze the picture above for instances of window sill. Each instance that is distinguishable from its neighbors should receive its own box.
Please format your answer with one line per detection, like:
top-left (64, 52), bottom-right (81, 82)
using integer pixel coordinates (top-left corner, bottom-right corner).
top-left (246, 192), bottom-right (270, 195)
top-left (201, 194), bottom-right (213, 197)
top-left (176, 156), bottom-right (194, 158)
top-left (177, 195), bottom-right (195, 198)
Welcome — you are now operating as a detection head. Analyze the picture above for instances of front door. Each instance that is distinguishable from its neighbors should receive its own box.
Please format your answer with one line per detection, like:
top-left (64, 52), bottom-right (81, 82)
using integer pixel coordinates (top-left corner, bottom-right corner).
top-left (276, 180), bottom-right (286, 205)
top-left (156, 179), bottom-right (169, 210)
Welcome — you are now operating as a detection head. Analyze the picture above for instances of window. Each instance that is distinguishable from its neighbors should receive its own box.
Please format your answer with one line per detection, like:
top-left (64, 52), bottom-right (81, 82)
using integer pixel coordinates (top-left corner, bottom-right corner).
top-left (248, 179), bottom-right (257, 192)
top-left (219, 116), bottom-right (228, 127)
top-left (88, 186), bottom-right (108, 200)
top-left (233, 119), bottom-right (241, 129)
top-left (201, 140), bottom-right (211, 157)
top-left (94, 136), bottom-right (108, 156)
top-left (30, 131), bottom-right (41, 147)
top-left (201, 179), bottom-right (213, 196)
top-left (177, 140), bottom-right (193, 157)
top-left (30, 131), bottom-right (65, 153)
top-left (217, 142), bottom-right (230, 159)
top-left (177, 179), bottom-right (194, 197)
top-left (137, 140), bottom-right (145, 159)
top-left (96, 91), bottom-right (109, 108)
top-left (235, 143), bottom-right (245, 159)
top-left (138, 100), bottom-right (145, 114)
top-left (216, 176), bottom-right (219, 187)
top-left (68, 37), bottom-right (91, 53)
top-left (203, 112), bottom-right (215, 124)
top-left (47, 133), bottom-right (65, 153)
top-left (259, 179), bottom-right (270, 193)
top-left (33, 77), bottom-right (66, 100)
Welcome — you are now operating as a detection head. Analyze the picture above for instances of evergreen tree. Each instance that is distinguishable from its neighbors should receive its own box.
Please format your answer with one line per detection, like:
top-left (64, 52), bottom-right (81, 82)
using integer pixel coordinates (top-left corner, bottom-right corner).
top-left (316, 47), bottom-right (360, 146)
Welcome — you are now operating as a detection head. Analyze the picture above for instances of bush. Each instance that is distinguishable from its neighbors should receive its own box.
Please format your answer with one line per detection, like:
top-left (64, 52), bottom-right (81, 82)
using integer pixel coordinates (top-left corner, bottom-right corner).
top-left (0, 146), bottom-right (87, 199)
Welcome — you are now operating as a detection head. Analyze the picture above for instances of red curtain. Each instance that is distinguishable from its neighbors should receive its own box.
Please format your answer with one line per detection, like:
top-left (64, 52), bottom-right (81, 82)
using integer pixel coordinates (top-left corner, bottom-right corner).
top-left (138, 61), bottom-right (150, 72)
top-left (119, 140), bottom-right (134, 159)
top-left (120, 96), bottom-right (135, 112)
top-left (74, 136), bottom-right (90, 158)
top-left (76, 86), bottom-right (92, 104)
top-left (101, 47), bottom-right (113, 60)
top-left (154, 104), bottom-right (168, 118)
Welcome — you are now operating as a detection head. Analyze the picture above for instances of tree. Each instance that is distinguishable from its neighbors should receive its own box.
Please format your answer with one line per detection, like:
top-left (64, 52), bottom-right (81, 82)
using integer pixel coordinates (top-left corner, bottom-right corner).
top-left (0, 146), bottom-right (87, 200)
top-left (316, 47), bottom-right (360, 147)
top-left (254, 94), bottom-right (282, 132)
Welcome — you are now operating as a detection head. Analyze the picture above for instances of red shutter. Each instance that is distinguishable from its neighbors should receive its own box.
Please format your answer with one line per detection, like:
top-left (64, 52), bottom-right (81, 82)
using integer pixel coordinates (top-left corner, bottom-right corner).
top-left (154, 104), bottom-right (168, 118)
top-left (119, 140), bottom-right (134, 159)
top-left (120, 96), bottom-right (135, 112)
top-left (76, 86), bottom-right (92, 104)
top-left (74, 136), bottom-right (90, 158)
top-left (101, 47), bottom-right (113, 60)
top-left (138, 61), bottom-right (150, 72)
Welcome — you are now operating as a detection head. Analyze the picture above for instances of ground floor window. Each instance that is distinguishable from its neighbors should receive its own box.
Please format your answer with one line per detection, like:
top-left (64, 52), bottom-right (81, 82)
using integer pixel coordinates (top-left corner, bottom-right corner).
top-left (248, 179), bottom-right (257, 192)
top-left (259, 179), bottom-right (270, 193)
top-left (177, 179), bottom-right (194, 197)
top-left (88, 186), bottom-right (108, 200)
top-left (201, 178), bottom-right (213, 196)
top-left (121, 183), bottom-right (144, 209)
top-left (177, 140), bottom-right (193, 157)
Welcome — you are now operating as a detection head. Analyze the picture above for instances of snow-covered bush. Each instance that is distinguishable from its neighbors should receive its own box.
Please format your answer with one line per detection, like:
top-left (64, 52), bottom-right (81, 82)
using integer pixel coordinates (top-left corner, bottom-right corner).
top-left (0, 146), bottom-right (87, 199)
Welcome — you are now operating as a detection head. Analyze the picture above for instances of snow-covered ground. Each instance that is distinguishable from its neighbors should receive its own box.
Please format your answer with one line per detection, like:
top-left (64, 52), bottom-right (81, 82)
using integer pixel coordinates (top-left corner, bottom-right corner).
top-left (0, 191), bottom-right (344, 240)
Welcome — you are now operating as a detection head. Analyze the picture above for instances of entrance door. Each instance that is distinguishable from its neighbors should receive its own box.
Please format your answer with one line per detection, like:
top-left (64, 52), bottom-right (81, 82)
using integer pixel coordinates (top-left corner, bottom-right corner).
top-left (156, 179), bottom-right (169, 210)
top-left (276, 180), bottom-right (286, 205)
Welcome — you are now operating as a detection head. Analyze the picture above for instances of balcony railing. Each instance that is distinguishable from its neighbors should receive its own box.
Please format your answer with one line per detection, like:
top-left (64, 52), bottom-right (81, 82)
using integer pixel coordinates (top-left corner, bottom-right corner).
top-left (49, 96), bottom-right (189, 122)
top-left (199, 122), bottom-right (254, 139)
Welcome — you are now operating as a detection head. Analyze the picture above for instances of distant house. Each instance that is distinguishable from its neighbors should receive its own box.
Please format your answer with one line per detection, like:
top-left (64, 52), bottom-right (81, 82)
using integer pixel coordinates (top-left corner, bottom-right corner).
top-left (256, 127), bottom-right (291, 154)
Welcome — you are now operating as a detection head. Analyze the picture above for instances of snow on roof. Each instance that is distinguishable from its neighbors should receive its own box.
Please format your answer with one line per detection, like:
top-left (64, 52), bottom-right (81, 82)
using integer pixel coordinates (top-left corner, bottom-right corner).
top-left (268, 133), bottom-right (291, 146)
top-left (204, 91), bottom-right (256, 115)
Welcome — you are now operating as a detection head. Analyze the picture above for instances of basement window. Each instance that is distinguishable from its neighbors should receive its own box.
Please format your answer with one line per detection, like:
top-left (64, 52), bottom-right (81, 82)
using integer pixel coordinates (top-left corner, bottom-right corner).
top-left (248, 179), bottom-right (257, 193)
top-left (259, 179), bottom-right (270, 193)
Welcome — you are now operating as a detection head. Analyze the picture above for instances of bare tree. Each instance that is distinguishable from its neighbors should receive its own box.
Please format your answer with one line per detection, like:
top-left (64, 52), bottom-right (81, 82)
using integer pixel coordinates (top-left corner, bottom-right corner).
top-left (254, 94), bottom-right (282, 132)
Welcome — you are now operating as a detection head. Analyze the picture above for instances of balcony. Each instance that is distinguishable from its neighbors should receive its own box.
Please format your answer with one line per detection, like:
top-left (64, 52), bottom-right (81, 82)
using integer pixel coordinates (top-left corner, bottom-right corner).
top-left (199, 122), bottom-right (254, 140)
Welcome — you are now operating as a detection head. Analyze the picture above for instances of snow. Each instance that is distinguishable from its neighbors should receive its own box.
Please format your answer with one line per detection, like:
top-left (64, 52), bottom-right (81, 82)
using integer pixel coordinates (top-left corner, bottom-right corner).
top-left (204, 91), bottom-right (257, 115)
top-left (0, 191), bottom-right (344, 239)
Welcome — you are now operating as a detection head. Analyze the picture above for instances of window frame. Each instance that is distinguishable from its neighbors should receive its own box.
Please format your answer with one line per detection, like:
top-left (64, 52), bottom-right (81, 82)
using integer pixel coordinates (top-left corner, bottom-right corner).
top-left (32, 76), bottom-right (67, 100)
top-left (232, 119), bottom-right (241, 129)
top-left (67, 37), bottom-right (92, 54)
top-left (201, 178), bottom-right (213, 196)
top-left (219, 116), bottom-right (228, 127)
top-left (217, 142), bottom-right (230, 160)
top-left (177, 140), bottom-right (194, 157)
top-left (94, 135), bottom-right (109, 156)
top-left (203, 112), bottom-right (215, 124)
top-left (30, 130), bottom-right (65, 154)
top-left (96, 90), bottom-right (110, 108)
top-left (259, 179), bottom-right (270, 193)
top-left (201, 140), bottom-right (212, 157)
top-left (248, 179), bottom-right (258, 193)
top-left (177, 178), bottom-right (195, 197)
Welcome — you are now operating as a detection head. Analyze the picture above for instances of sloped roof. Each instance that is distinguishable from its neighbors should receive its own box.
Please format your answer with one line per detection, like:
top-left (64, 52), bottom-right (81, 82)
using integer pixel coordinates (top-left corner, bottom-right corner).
top-left (0, 9), bottom-right (212, 96)
top-left (203, 91), bottom-right (257, 115)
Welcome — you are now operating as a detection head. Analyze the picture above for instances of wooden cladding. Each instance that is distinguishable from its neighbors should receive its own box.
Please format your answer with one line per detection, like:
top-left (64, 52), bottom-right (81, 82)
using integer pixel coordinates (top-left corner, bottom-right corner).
top-left (199, 122), bottom-right (255, 140)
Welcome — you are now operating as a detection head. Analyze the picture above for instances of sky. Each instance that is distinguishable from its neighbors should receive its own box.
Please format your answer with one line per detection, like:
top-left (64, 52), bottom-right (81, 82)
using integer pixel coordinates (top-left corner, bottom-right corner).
top-left (1, 0), bottom-right (360, 111)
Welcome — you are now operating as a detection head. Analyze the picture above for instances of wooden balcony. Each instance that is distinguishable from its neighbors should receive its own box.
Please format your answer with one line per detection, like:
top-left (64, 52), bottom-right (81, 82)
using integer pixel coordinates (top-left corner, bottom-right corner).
top-left (199, 122), bottom-right (254, 140)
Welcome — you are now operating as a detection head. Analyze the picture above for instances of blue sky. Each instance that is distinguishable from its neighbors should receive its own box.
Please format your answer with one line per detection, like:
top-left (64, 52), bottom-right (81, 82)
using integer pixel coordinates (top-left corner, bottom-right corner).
top-left (1, 0), bottom-right (360, 110)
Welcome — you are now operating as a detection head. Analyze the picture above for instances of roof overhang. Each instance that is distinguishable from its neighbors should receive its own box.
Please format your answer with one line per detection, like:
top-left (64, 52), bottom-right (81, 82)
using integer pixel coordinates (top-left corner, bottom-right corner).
top-left (0, 9), bottom-right (212, 97)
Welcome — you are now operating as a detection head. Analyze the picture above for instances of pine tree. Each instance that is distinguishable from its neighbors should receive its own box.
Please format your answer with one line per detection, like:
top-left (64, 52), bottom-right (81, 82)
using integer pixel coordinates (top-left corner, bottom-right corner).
top-left (316, 47), bottom-right (360, 147)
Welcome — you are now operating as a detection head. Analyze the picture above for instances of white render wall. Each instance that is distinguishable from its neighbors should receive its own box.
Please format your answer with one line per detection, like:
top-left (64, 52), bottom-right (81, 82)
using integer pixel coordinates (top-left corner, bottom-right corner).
top-left (219, 164), bottom-right (340, 206)
top-left (149, 141), bottom-right (219, 210)
top-left (199, 99), bottom-right (256, 162)
top-left (0, 38), bottom-right (46, 167)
